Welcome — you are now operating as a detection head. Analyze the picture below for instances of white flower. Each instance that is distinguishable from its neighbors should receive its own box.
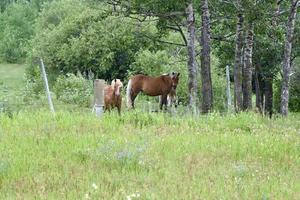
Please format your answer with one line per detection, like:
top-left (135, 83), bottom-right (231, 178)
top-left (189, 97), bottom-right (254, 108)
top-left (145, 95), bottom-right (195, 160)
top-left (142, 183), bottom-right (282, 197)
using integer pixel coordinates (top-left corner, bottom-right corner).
top-left (126, 192), bottom-right (140, 199)
top-left (138, 160), bottom-right (144, 165)
top-left (84, 193), bottom-right (90, 199)
top-left (126, 196), bottom-right (132, 200)
top-left (92, 183), bottom-right (98, 190)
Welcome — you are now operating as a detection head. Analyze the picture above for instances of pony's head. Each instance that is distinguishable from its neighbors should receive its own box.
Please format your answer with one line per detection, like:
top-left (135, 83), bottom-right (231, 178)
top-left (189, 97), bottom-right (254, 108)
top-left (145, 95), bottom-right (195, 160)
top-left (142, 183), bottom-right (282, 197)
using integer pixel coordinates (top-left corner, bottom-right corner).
top-left (169, 72), bottom-right (180, 90)
top-left (111, 79), bottom-right (123, 96)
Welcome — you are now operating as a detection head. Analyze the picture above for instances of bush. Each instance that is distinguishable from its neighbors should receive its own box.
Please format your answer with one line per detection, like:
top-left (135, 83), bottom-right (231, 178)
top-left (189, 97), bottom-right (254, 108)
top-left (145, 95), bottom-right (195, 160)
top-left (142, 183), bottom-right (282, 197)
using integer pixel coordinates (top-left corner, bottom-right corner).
top-left (53, 73), bottom-right (92, 107)
top-left (22, 65), bottom-right (45, 103)
top-left (29, 0), bottom-right (157, 81)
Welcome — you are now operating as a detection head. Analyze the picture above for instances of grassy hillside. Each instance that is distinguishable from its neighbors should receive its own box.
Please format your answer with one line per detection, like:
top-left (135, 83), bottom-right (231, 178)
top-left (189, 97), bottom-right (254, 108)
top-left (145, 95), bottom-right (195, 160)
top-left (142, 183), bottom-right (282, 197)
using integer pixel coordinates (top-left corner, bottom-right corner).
top-left (0, 110), bottom-right (299, 199)
top-left (0, 63), bottom-right (26, 102)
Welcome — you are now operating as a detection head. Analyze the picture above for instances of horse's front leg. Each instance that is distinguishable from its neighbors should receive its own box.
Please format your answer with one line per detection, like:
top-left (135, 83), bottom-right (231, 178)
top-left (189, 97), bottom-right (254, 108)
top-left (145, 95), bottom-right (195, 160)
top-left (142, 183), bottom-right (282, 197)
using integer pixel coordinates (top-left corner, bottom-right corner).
top-left (160, 95), bottom-right (167, 110)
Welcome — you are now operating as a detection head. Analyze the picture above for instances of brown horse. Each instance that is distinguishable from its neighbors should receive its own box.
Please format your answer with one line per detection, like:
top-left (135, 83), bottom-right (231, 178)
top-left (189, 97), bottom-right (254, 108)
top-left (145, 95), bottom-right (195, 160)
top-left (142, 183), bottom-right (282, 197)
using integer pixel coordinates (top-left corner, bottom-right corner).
top-left (104, 79), bottom-right (123, 115)
top-left (126, 72), bottom-right (180, 110)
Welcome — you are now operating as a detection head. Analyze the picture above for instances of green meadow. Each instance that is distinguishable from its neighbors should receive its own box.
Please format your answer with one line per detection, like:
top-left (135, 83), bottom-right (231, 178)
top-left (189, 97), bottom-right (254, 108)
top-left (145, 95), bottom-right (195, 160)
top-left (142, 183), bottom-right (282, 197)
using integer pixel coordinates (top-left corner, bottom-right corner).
top-left (0, 110), bottom-right (299, 199)
top-left (0, 63), bottom-right (300, 199)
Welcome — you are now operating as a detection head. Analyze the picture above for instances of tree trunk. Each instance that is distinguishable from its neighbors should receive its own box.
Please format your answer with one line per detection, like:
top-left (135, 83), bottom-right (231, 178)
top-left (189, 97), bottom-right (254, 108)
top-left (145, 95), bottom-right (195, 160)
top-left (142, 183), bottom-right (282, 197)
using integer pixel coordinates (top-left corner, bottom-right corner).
top-left (264, 75), bottom-right (273, 118)
top-left (233, 13), bottom-right (244, 112)
top-left (255, 63), bottom-right (263, 113)
top-left (186, 3), bottom-right (198, 111)
top-left (280, 0), bottom-right (299, 116)
top-left (242, 23), bottom-right (254, 110)
top-left (200, 0), bottom-right (213, 113)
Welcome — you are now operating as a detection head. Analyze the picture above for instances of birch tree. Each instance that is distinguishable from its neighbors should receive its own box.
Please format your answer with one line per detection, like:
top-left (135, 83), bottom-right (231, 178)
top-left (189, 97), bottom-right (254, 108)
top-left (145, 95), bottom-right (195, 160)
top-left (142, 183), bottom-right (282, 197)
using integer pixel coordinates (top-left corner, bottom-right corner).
top-left (280, 0), bottom-right (299, 116)
top-left (186, 2), bottom-right (198, 110)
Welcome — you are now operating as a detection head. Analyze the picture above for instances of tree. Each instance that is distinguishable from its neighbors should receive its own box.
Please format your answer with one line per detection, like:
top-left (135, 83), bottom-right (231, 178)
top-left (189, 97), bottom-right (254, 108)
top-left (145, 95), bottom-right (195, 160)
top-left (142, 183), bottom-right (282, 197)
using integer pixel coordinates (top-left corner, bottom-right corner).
top-left (280, 0), bottom-right (299, 116)
top-left (242, 22), bottom-right (253, 110)
top-left (29, 0), bottom-right (156, 81)
top-left (186, 2), bottom-right (198, 110)
top-left (0, 1), bottom-right (37, 63)
top-left (233, 13), bottom-right (244, 112)
top-left (200, 0), bottom-right (213, 113)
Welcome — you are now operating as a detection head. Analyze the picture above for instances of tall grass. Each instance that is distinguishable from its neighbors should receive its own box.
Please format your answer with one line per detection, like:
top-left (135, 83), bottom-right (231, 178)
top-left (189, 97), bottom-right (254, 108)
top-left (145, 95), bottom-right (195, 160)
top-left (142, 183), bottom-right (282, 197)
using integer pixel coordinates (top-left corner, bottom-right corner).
top-left (0, 110), bottom-right (299, 199)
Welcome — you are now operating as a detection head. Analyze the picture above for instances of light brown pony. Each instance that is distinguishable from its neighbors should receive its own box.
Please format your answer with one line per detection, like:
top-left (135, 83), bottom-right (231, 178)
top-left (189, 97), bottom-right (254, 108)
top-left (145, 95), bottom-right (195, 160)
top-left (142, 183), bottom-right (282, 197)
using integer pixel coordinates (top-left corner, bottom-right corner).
top-left (104, 79), bottom-right (123, 115)
top-left (159, 87), bottom-right (178, 109)
top-left (167, 88), bottom-right (178, 108)
top-left (126, 72), bottom-right (180, 110)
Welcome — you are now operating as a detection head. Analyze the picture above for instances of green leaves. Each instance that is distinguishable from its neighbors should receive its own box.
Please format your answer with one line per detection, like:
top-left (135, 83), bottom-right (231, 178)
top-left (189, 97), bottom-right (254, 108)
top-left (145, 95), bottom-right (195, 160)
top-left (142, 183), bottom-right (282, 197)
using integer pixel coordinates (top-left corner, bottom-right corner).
top-left (29, 0), bottom-right (157, 80)
top-left (0, 2), bottom-right (37, 63)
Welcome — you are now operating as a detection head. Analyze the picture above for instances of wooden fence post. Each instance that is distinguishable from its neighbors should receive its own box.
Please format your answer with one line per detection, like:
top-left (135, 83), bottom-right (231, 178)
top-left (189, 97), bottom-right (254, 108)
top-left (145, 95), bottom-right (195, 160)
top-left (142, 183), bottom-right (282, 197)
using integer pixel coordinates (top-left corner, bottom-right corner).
top-left (226, 65), bottom-right (232, 112)
top-left (39, 58), bottom-right (55, 113)
top-left (93, 79), bottom-right (105, 117)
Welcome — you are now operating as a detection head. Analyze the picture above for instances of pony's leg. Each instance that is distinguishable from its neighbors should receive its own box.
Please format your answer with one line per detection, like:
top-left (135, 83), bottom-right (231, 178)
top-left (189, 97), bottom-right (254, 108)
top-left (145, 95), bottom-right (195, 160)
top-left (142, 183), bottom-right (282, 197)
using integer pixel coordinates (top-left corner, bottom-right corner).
top-left (117, 105), bottom-right (121, 115)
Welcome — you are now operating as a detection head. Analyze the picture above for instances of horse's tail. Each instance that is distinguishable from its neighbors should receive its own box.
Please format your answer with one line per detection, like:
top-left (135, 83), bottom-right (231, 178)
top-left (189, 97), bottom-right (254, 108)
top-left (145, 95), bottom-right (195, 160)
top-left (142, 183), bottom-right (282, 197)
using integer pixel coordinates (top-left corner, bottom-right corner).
top-left (126, 79), bottom-right (132, 108)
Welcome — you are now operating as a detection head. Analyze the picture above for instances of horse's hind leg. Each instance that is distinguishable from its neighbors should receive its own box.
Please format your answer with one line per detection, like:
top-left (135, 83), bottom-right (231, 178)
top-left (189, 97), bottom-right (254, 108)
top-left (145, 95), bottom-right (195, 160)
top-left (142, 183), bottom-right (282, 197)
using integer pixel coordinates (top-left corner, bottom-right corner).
top-left (130, 92), bottom-right (138, 109)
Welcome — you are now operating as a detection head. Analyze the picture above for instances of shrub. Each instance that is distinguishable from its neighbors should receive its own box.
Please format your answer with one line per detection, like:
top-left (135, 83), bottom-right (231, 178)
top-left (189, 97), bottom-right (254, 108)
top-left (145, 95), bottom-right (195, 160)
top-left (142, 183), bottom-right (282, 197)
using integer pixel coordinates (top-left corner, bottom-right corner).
top-left (29, 0), bottom-right (157, 81)
top-left (53, 73), bottom-right (92, 107)
top-left (22, 66), bottom-right (45, 102)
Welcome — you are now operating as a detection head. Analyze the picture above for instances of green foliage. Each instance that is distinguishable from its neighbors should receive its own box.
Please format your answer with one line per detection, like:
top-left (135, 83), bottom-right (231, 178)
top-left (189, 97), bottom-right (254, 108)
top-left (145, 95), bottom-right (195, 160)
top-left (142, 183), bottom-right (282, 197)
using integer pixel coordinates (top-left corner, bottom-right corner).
top-left (0, 1), bottom-right (37, 63)
top-left (289, 65), bottom-right (300, 112)
top-left (22, 65), bottom-right (44, 102)
top-left (130, 49), bottom-right (174, 76)
top-left (53, 73), bottom-right (92, 106)
top-left (0, 82), bottom-right (13, 118)
top-left (29, 0), bottom-right (157, 81)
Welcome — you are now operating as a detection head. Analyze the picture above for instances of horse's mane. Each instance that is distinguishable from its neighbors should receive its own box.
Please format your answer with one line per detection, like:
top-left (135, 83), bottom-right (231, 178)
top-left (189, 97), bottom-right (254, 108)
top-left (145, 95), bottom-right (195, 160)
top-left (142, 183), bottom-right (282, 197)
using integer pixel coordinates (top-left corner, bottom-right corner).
top-left (111, 79), bottom-right (123, 88)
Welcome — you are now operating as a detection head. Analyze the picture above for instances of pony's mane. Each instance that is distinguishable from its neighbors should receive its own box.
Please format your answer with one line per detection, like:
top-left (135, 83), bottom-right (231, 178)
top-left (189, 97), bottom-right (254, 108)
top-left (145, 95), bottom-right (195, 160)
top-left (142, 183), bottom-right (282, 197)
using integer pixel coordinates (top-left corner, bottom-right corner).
top-left (111, 79), bottom-right (123, 88)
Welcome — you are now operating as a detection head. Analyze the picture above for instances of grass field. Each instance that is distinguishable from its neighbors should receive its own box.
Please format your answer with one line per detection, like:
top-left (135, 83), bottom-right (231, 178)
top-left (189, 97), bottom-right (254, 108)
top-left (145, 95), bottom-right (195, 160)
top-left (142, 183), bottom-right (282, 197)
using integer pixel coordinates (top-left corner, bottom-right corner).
top-left (0, 110), bottom-right (299, 199)
top-left (0, 63), bottom-right (27, 110)
top-left (1, 63), bottom-right (300, 199)
top-left (0, 63), bottom-right (26, 94)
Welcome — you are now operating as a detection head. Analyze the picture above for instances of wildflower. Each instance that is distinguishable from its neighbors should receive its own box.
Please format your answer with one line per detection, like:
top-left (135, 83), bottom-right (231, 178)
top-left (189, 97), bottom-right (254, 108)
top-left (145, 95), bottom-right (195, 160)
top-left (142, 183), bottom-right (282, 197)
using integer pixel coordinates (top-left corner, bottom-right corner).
top-left (84, 193), bottom-right (90, 199)
top-left (92, 183), bottom-right (98, 190)
top-left (138, 160), bottom-right (145, 165)
top-left (126, 192), bottom-right (140, 200)
top-left (126, 196), bottom-right (132, 200)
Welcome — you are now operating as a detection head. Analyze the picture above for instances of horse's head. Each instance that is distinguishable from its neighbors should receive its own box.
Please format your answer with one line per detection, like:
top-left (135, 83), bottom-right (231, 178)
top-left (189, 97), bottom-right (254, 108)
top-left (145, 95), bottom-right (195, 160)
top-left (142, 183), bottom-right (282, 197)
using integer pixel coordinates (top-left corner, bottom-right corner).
top-left (169, 72), bottom-right (180, 90)
top-left (111, 79), bottom-right (123, 97)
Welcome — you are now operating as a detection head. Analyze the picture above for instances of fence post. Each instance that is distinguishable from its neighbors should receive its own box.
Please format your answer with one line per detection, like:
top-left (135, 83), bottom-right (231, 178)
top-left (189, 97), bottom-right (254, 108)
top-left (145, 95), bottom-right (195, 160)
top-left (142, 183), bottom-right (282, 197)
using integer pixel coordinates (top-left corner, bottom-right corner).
top-left (226, 65), bottom-right (232, 112)
top-left (39, 58), bottom-right (55, 113)
top-left (93, 79), bottom-right (105, 117)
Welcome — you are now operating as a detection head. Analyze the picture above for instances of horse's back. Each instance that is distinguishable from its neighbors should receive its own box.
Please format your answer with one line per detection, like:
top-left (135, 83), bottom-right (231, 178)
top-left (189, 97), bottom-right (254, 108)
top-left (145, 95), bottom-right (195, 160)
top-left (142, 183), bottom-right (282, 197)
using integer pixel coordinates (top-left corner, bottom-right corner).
top-left (130, 74), bottom-right (170, 96)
